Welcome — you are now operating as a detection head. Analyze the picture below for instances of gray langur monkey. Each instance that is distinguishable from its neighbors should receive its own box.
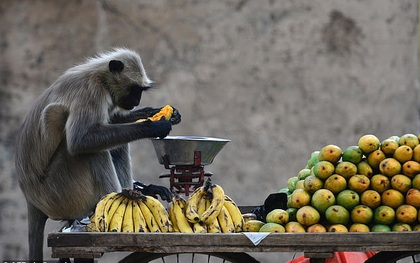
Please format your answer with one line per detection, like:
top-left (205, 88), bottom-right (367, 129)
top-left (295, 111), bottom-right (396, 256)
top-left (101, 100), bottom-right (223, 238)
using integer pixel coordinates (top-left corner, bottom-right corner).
top-left (14, 48), bottom-right (181, 262)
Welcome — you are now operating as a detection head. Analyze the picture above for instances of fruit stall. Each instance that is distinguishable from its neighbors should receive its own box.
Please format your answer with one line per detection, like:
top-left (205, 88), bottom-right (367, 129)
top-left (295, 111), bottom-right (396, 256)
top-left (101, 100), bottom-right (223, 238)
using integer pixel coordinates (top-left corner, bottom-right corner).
top-left (48, 231), bottom-right (420, 263)
top-left (48, 135), bottom-right (420, 263)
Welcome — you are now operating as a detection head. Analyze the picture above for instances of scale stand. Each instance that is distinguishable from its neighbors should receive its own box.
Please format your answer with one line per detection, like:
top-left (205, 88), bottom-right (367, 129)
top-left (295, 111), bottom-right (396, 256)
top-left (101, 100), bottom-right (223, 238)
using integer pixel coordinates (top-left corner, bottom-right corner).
top-left (159, 151), bottom-right (213, 196)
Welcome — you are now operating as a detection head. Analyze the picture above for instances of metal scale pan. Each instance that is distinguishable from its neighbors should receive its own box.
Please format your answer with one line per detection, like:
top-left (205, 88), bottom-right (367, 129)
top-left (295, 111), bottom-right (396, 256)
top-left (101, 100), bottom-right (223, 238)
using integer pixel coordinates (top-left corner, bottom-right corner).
top-left (151, 136), bottom-right (230, 166)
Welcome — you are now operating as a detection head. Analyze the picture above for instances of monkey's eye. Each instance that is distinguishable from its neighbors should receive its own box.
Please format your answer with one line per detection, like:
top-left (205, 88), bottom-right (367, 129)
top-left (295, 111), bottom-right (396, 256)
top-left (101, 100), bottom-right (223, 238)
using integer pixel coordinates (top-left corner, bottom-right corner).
top-left (109, 60), bottom-right (124, 73)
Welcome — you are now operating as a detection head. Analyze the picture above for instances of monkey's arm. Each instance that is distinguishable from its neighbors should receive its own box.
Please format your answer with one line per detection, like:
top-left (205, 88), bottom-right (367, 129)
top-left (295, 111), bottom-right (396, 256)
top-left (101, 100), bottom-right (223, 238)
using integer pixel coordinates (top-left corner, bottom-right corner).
top-left (66, 118), bottom-right (172, 155)
top-left (133, 181), bottom-right (173, 202)
top-left (40, 103), bottom-right (69, 137)
top-left (111, 106), bottom-right (181, 125)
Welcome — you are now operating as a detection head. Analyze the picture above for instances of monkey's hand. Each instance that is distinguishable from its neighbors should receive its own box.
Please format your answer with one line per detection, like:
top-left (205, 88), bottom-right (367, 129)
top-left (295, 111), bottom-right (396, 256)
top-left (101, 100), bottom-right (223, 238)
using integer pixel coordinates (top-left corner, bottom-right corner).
top-left (146, 105), bottom-right (181, 125)
top-left (133, 181), bottom-right (173, 202)
top-left (141, 119), bottom-right (172, 139)
top-left (169, 106), bottom-right (181, 125)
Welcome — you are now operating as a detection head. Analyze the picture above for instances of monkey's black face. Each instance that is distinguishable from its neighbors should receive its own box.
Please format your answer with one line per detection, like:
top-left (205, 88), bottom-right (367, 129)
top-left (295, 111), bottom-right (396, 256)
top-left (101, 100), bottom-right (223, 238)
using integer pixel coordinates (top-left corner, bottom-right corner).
top-left (108, 59), bottom-right (153, 110)
top-left (119, 84), bottom-right (150, 110)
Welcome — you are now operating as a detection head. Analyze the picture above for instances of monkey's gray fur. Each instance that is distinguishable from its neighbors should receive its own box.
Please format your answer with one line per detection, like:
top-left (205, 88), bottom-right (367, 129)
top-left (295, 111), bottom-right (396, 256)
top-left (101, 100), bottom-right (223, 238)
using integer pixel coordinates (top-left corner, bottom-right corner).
top-left (15, 48), bottom-right (180, 262)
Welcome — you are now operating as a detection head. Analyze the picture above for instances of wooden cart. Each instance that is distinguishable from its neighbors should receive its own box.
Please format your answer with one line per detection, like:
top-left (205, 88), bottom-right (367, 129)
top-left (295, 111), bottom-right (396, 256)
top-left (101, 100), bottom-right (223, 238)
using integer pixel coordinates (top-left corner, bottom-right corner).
top-left (47, 231), bottom-right (420, 263)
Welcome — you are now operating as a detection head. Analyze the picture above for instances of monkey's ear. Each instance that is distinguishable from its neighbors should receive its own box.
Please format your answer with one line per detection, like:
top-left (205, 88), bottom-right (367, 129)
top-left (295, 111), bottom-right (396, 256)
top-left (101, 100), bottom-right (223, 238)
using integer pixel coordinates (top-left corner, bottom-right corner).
top-left (109, 60), bottom-right (124, 73)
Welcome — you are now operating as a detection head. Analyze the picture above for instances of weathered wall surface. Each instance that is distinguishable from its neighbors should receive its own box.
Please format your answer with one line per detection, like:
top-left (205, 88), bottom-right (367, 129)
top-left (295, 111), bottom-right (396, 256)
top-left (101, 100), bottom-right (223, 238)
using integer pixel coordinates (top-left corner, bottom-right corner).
top-left (0, 0), bottom-right (418, 262)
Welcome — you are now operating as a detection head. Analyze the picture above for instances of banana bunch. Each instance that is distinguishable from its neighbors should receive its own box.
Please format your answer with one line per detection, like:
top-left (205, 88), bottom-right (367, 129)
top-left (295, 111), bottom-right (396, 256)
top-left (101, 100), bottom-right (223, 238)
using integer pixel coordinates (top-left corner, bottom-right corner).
top-left (169, 179), bottom-right (244, 233)
top-left (89, 189), bottom-right (172, 232)
top-left (86, 214), bottom-right (98, 232)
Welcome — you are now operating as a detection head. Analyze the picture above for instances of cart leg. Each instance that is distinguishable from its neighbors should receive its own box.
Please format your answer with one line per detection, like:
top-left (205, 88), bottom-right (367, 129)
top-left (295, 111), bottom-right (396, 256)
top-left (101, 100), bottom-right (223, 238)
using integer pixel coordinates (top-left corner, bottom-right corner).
top-left (74, 258), bottom-right (94, 263)
top-left (305, 252), bottom-right (332, 263)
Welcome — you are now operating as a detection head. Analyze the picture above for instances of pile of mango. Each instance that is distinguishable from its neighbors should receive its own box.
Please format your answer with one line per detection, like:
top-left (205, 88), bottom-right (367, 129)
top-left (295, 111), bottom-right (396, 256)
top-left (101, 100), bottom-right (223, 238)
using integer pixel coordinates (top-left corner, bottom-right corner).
top-left (246, 134), bottom-right (420, 233)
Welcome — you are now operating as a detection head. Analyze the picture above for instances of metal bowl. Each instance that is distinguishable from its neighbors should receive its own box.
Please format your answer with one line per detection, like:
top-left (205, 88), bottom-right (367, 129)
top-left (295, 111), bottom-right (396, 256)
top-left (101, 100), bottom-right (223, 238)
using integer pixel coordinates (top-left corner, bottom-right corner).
top-left (151, 136), bottom-right (230, 166)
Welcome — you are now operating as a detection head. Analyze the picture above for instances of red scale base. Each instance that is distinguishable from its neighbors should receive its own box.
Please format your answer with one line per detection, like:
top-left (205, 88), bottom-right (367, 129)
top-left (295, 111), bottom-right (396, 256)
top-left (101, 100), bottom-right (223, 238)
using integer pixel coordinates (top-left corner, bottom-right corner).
top-left (159, 151), bottom-right (212, 196)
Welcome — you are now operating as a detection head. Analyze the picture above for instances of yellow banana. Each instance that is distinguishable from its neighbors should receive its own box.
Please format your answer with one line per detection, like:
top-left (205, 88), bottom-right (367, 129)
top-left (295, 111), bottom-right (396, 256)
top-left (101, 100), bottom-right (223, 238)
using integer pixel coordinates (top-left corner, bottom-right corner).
top-left (200, 183), bottom-right (225, 225)
top-left (207, 218), bottom-right (222, 233)
top-left (86, 214), bottom-right (98, 232)
top-left (193, 195), bottom-right (208, 232)
top-left (204, 197), bottom-right (210, 209)
top-left (104, 194), bottom-right (126, 231)
top-left (86, 222), bottom-right (98, 232)
top-left (90, 214), bottom-right (96, 224)
top-left (138, 199), bottom-right (161, 232)
top-left (205, 198), bottom-right (221, 233)
top-left (185, 187), bottom-right (206, 223)
top-left (109, 197), bottom-right (129, 232)
top-left (193, 222), bottom-right (207, 233)
top-left (142, 195), bottom-right (172, 232)
top-left (172, 196), bottom-right (194, 233)
top-left (94, 192), bottom-right (119, 232)
top-left (217, 205), bottom-right (235, 233)
top-left (132, 200), bottom-right (148, 232)
top-left (197, 196), bottom-right (207, 217)
top-left (223, 195), bottom-right (244, 232)
top-left (121, 199), bottom-right (134, 232)
top-left (168, 201), bottom-right (180, 232)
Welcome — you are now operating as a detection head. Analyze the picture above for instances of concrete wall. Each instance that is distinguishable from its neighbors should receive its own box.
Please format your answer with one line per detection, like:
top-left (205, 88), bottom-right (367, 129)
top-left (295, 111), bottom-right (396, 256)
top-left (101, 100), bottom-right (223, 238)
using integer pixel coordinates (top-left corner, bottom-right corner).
top-left (0, 0), bottom-right (418, 262)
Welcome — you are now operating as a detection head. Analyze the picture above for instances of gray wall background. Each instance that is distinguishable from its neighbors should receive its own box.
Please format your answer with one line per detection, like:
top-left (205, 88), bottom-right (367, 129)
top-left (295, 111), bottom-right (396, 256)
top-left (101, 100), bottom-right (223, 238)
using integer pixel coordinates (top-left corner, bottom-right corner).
top-left (0, 1), bottom-right (419, 262)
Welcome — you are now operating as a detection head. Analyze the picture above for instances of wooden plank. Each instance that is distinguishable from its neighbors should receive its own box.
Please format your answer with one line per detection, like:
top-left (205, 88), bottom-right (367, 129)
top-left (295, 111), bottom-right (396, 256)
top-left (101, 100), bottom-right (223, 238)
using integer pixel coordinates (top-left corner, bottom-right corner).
top-left (48, 231), bottom-right (420, 255)
top-left (48, 232), bottom-right (94, 247)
